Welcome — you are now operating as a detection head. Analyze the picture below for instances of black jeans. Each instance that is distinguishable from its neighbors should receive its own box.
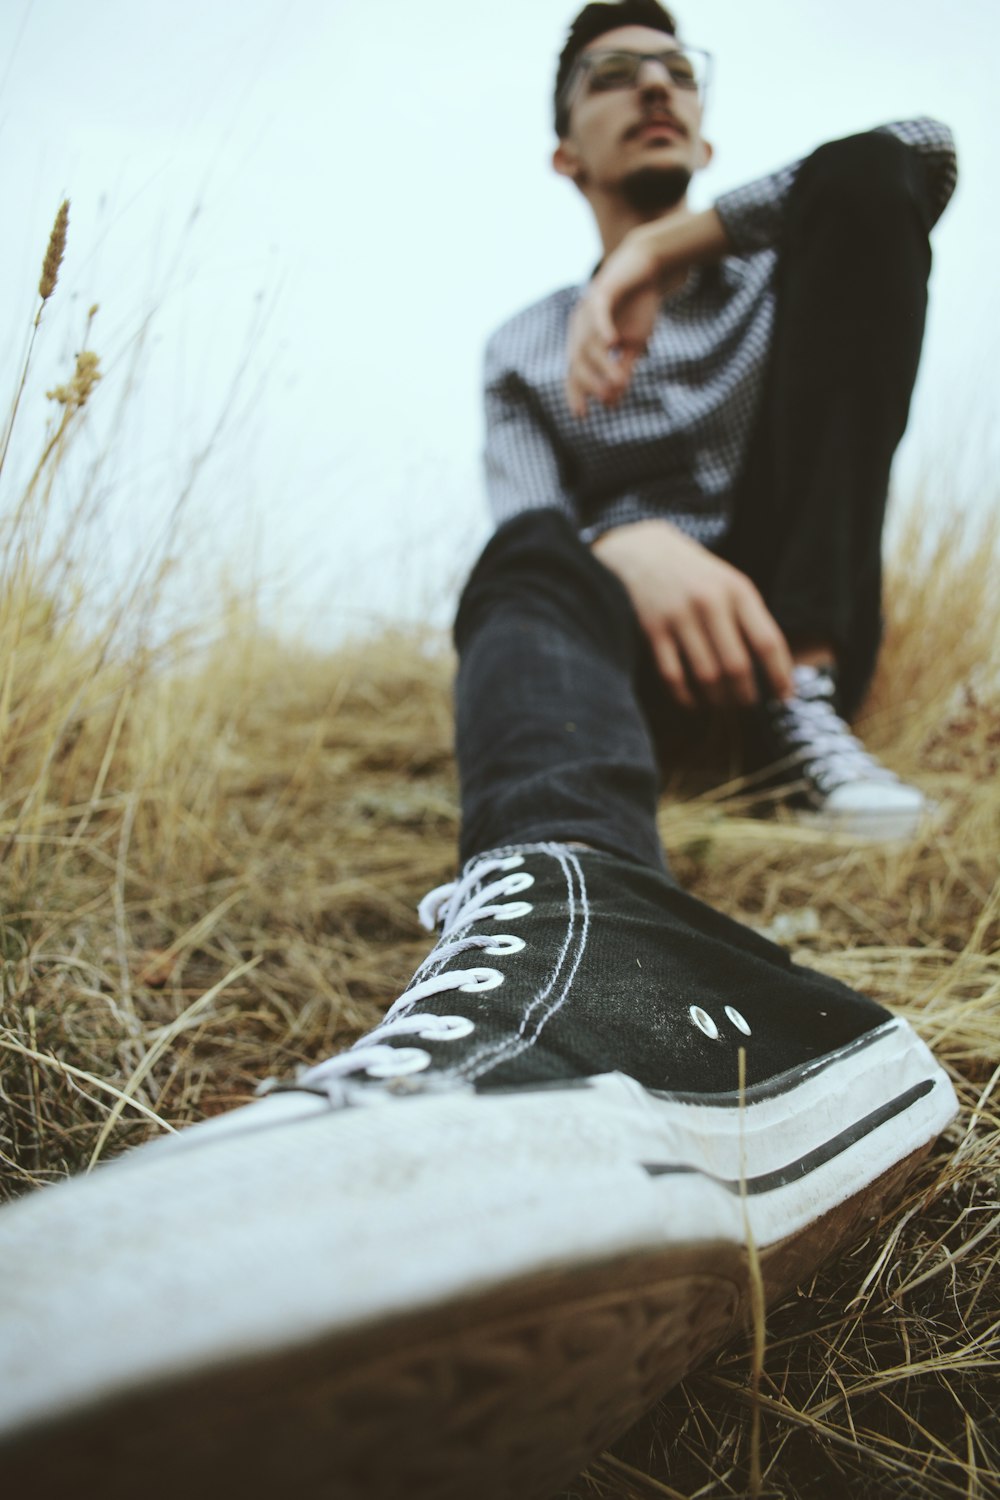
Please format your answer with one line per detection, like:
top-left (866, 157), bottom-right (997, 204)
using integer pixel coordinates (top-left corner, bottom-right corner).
top-left (455, 131), bottom-right (934, 873)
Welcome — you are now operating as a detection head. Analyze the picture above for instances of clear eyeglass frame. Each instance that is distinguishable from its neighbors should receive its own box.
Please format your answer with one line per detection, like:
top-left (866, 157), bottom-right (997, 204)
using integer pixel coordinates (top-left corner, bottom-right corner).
top-left (562, 44), bottom-right (713, 114)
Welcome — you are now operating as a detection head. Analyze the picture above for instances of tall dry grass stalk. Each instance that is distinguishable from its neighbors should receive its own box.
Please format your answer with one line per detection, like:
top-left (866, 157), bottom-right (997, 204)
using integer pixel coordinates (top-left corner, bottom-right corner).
top-left (0, 201), bottom-right (70, 486)
top-left (0, 219), bottom-right (997, 1496)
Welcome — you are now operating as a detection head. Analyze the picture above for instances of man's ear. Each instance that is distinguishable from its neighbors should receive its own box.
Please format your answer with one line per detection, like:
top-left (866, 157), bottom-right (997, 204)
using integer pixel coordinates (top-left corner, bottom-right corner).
top-left (553, 139), bottom-right (586, 186)
top-left (695, 137), bottom-right (714, 172)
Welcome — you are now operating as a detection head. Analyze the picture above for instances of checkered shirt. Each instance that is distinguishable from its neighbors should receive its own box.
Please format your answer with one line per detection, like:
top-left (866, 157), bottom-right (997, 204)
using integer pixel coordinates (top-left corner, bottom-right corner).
top-left (483, 119), bottom-right (957, 548)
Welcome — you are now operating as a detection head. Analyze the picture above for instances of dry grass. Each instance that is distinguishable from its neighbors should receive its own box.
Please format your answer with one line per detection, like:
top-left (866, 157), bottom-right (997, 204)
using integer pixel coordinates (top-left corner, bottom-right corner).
top-left (1, 237), bottom-right (998, 1499)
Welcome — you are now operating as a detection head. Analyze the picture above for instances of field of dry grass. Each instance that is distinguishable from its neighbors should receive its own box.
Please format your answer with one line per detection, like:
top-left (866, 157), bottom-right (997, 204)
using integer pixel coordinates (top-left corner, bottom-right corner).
top-left (1, 212), bottom-right (997, 1498)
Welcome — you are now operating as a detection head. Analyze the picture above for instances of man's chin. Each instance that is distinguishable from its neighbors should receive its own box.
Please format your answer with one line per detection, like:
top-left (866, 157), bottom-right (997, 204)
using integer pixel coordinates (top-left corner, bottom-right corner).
top-left (621, 165), bottom-right (692, 215)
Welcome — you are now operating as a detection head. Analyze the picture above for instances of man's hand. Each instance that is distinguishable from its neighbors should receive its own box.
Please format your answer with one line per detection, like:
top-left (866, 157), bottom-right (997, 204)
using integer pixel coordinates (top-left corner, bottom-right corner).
top-left (592, 519), bottom-right (794, 709)
top-left (566, 233), bottom-right (663, 420)
top-left (566, 209), bottom-right (733, 420)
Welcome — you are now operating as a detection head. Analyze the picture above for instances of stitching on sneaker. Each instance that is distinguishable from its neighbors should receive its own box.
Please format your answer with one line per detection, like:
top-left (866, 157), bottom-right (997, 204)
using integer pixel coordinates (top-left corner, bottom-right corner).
top-left (448, 842), bottom-right (591, 1084)
top-left (438, 842), bottom-right (575, 1081)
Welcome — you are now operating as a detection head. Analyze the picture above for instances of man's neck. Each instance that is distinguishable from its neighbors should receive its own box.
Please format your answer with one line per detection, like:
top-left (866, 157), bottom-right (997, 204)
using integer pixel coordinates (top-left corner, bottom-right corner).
top-left (593, 192), bottom-right (694, 259)
top-left (590, 194), bottom-right (695, 295)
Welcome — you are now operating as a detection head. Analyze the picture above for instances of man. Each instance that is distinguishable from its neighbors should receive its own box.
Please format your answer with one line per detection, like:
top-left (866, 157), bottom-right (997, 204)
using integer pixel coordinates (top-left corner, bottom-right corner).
top-left (484, 0), bottom-right (957, 839)
top-left (0, 6), bottom-right (959, 1499)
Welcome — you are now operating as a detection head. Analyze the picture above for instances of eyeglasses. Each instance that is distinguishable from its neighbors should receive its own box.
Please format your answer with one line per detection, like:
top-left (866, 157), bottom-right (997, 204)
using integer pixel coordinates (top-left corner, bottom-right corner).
top-left (562, 46), bottom-right (712, 112)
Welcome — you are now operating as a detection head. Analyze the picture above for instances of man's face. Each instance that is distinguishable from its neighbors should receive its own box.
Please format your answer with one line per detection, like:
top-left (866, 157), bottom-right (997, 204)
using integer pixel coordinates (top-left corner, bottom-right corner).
top-left (554, 25), bottom-right (712, 204)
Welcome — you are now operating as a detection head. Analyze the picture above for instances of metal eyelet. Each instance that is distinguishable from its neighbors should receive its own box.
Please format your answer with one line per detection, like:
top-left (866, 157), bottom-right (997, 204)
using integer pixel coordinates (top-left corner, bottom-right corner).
top-left (689, 1005), bottom-right (720, 1040)
top-left (724, 1006), bottom-right (752, 1036)
top-left (460, 967), bottom-right (504, 993)
top-left (420, 1014), bottom-right (475, 1040)
top-left (497, 900), bottom-right (533, 920)
top-left (482, 934), bottom-right (525, 956)
top-left (365, 1047), bottom-right (432, 1078)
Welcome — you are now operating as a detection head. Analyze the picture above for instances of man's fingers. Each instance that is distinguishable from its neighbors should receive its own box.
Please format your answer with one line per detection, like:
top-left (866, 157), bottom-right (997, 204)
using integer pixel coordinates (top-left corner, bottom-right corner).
top-left (567, 343), bottom-right (627, 417)
top-left (653, 634), bottom-right (696, 710)
top-left (565, 369), bottom-right (589, 419)
top-left (598, 525), bottom-right (792, 712)
top-left (589, 343), bottom-right (628, 392)
top-left (566, 347), bottom-right (607, 417)
top-left (674, 619), bottom-right (727, 707)
top-left (757, 637), bottom-right (795, 702)
top-left (566, 287), bottom-right (640, 417)
top-left (698, 604), bottom-right (759, 705)
top-left (608, 344), bottom-right (644, 398)
top-left (736, 591), bottom-right (794, 700)
top-left (568, 296), bottom-right (619, 364)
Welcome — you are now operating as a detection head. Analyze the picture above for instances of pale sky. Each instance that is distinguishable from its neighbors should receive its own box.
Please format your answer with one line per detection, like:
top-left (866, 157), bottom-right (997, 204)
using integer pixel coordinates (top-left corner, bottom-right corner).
top-left (2, 0), bottom-right (998, 641)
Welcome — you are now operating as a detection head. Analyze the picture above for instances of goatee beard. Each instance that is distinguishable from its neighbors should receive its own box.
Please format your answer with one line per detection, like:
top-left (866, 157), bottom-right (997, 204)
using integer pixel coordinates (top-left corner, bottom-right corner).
top-left (621, 164), bottom-right (691, 214)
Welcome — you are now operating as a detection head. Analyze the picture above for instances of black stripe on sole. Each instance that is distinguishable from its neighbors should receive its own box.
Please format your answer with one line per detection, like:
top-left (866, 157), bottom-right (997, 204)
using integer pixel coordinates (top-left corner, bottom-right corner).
top-left (640, 1078), bottom-right (936, 1194)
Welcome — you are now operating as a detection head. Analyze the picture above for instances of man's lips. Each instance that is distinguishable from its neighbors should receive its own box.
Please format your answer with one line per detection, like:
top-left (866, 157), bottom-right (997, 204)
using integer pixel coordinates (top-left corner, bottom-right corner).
top-left (629, 117), bottom-right (685, 140)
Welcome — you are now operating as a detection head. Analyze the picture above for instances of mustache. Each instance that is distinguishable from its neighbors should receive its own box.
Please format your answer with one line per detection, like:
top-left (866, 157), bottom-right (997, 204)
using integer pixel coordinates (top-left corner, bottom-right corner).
top-left (626, 111), bottom-right (688, 140)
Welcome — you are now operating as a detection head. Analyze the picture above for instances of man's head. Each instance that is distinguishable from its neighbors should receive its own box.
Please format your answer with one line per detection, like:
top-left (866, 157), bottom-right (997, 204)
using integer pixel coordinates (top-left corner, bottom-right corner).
top-left (553, 1), bottom-right (713, 218)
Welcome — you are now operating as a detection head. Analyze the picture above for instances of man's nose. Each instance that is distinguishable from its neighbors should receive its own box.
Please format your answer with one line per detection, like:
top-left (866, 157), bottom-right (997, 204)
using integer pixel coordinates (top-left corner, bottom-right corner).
top-left (635, 57), bottom-right (675, 93)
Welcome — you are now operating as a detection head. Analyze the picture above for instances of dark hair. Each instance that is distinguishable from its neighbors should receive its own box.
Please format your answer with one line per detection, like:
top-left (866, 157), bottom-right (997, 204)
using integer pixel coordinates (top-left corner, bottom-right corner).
top-left (554, 0), bottom-right (681, 136)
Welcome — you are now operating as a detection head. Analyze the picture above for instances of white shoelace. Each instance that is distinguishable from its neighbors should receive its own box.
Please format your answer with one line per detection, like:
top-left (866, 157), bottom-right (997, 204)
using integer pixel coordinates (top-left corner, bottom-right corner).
top-left (772, 670), bottom-right (897, 795)
top-left (256, 853), bottom-right (533, 1103)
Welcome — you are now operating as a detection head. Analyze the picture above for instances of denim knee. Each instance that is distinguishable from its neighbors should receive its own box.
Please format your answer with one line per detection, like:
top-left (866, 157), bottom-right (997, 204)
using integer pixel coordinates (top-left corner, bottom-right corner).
top-left (790, 130), bottom-right (934, 236)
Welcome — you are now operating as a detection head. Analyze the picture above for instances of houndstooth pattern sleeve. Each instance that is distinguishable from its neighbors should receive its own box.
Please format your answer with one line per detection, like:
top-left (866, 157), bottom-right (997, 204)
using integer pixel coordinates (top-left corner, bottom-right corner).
top-left (714, 118), bottom-right (958, 254)
top-left (483, 327), bottom-right (580, 528)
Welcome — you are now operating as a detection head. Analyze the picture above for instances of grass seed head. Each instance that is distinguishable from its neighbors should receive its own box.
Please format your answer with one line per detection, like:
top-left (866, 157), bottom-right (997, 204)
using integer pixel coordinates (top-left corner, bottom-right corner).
top-left (38, 200), bottom-right (70, 303)
top-left (46, 350), bottom-right (102, 412)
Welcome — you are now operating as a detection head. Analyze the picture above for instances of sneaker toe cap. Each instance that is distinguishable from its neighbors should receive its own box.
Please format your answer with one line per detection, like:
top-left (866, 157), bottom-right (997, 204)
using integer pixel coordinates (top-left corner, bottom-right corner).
top-left (825, 780), bottom-right (925, 816)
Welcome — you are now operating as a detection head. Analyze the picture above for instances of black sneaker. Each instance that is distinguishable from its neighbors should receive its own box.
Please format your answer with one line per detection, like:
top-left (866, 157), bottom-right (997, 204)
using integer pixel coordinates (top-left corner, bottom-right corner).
top-left (0, 843), bottom-right (955, 1500)
top-left (749, 664), bottom-right (929, 840)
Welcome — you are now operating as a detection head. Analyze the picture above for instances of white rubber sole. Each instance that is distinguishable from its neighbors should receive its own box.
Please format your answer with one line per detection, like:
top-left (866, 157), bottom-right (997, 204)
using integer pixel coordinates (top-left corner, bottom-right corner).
top-left (0, 1018), bottom-right (956, 1499)
top-left (795, 797), bottom-right (941, 844)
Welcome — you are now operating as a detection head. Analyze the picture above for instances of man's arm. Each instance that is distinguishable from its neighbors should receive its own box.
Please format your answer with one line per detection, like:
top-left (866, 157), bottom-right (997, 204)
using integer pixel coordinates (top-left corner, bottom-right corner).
top-left (714, 118), bottom-right (957, 254)
top-left (484, 332), bottom-right (579, 529)
top-left (483, 313), bottom-right (790, 709)
top-left (564, 209), bottom-right (731, 421)
top-left (564, 209), bottom-right (793, 710)
top-left (568, 119), bottom-right (958, 417)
